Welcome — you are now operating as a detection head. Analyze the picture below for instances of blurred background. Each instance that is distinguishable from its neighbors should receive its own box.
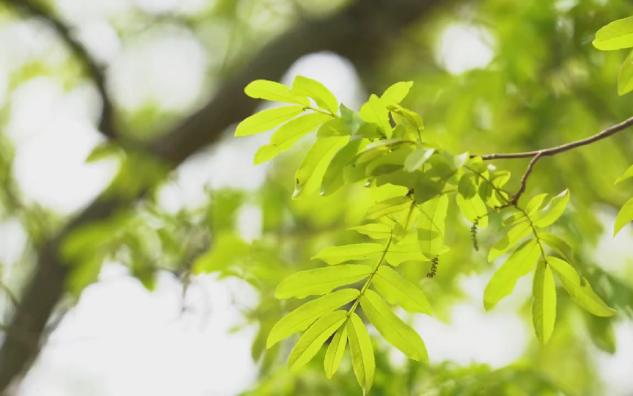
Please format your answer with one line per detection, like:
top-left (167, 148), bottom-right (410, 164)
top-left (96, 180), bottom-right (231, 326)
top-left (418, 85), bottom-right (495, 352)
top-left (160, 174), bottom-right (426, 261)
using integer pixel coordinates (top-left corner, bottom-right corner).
top-left (1, 0), bottom-right (633, 395)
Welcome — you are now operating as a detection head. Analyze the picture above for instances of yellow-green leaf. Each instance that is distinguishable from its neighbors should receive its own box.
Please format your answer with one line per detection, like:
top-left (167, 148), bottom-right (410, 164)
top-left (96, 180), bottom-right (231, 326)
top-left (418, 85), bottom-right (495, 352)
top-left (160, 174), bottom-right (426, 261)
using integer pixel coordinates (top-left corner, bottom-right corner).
top-left (488, 221), bottom-right (532, 262)
top-left (347, 312), bottom-right (375, 394)
top-left (360, 289), bottom-right (427, 361)
top-left (380, 81), bottom-right (413, 105)
top-left (532, 262), bottom-right (557, 344)
top-left (235, 106), bottom-right (303, 136)
top-left (324, 327), bottom-right (347, 378)
top-left (404, 148), bottom-right (434, 172)
top-left (293, 136), bottom-right (349, 198)
top-left (244, 79), bottom-right (309, 105)
top-left (615, 163), bottom-right (633, 184)
top-left (275, 264), bottom-right (371, 299)
top-left (484, 240), bottom-right (540, 310)
top-left (292, 75), bottom-right (338, 114)
top-left (614, 196), bottom-right (633, 235)
top-left (288, 310), bottom-right (346, 371)
top-left (593, 16), bottom-right (633, 51)
top-left (373, 266), bottom-right (432, 313)
top-left (547, 256), bottom-right (616, 317)
top-left (312, 243), bottom-right (383, 265)
top-left (266, 288), bottom-right (359, 348)
top-left (533, 189), bottom-right (569, 228)
top-left (349, 223), bottom-right (392, 240)
top-left (360, 94), bottom-right (392, 137)
top-left (619, 49), bottom-right (633, 95)
top-left (417, 194), bottom-right (449, 258)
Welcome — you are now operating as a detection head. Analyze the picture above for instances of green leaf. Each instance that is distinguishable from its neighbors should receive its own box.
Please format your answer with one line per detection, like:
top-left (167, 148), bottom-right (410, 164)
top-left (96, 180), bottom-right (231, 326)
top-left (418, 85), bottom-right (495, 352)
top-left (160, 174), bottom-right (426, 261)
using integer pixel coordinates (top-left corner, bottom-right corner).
top-left (360, 289), bottom-right (427, 361)
top-left (488, 221), bottom-right (532, 262)
top-left (349, 223), bottom-right (392, 240)
top-left (404, 148), bottom-right (435, 172)
top-left (547, 256), bottom-right (616, 317)
top-left (390, 105), bottom-right (424, 131)
top-left (359, 94), bottom-right (392, 137)
top-left (267, 288), bottom-right (359, 348)
top-left (380, 81), bottom-right (413, 105)
top-left (292, 75), bottom-right (339, 114)
top-left (526, 193), bottom-right (549, 214)
top-left (366, 196), bottom-right (411, 219)
top-left (539, 232), bottom-right (574, 263)
top-left (614, 196), bottom-right (633, 235)
top-left (192, 233), bottom-right (249, 274)
top-left (484, 240), bottom-right (540, 310)
top-left (244, 79), bottom-right (309, 105)
top-left (312, 243), bottom-right (383, 265)
top-left (347, 312), bottom-right (375, 394)
top-left (275, 264), bottom-right (371, 299)
top-left (385, 237), bottom-right (428, 266)
top-left (293, 136), bottom-right (349, 198)
top-left (417, 194), bottom-right (449, 258)
top-left (619, 50), bottom-right (633, 95)
top-left (321, 139), bottom-right (362, 195)
top-left (456, 176), bottom-right (489, 228)
top-left (593, 16), bottom-right (633, 51)
top-left (533, 190), bottom-right (569, 228)
top-left (235, 106), bottom-right (304, 136)
top-left (532, 262), bottom-right (557, 344)
top-left (615, 163), bottom-right (633, 184)
top-left (288, 310), bottom-right (346, 371)
top-left (373, 265), bottom-right (432, 313)
top-left (324, 327), bottom-right (348, 378)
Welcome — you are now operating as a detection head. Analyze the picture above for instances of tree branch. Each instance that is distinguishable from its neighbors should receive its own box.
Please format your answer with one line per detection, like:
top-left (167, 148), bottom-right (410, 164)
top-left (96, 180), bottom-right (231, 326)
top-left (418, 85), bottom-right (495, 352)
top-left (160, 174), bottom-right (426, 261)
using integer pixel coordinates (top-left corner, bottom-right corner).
top-left (476, 114), bottom-right (633, 160)
top-left (4, 0), bottom-right (116, 139)
top-left (0, 0), bottom-right (450, 391)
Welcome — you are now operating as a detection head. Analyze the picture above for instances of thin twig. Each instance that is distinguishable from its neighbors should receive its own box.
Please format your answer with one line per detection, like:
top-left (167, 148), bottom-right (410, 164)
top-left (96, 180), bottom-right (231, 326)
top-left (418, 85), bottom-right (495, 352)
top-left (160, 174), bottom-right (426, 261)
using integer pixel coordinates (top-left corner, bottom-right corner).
top-left (476, 114), bottom-right (633, 160)
top-left (5, 0), bottom-right (116, 139)
top-left (509, 151), bottom-right (543, 205)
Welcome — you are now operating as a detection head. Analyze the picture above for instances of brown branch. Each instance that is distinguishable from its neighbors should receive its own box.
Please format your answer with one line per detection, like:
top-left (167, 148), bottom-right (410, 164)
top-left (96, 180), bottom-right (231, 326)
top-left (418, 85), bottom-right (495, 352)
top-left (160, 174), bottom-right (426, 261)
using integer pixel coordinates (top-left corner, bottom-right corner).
top-left (4, 0), bottom-right (116, 139)
top-left (0, 0), bottom-right (450, 391)
top-left (508, 151), bottom-right (543, 206)
top-left (476, 114), bottom-right (633, 160)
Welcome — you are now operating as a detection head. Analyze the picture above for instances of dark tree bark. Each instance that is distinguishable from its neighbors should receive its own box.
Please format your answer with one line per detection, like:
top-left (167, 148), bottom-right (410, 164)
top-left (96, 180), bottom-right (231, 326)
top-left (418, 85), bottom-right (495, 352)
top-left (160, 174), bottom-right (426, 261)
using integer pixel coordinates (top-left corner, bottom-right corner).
top-left (0, 0), bottom-right (450, 392)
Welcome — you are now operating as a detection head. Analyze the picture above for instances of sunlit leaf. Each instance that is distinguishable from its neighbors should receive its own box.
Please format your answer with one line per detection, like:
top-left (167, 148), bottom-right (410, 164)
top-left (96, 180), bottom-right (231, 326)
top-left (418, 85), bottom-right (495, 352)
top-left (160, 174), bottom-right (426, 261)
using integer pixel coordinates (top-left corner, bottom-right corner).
top-left (324, 326), bottom-right (348, 378)
top-left (547, 256), bottom-right (616, 317)
top-left (614, 196), bottom-right (633, 235)
top-left (593, 16), bottom-right (633, 51)
top-left (235, 106), bottom-right (304, 136)
top-left (321, 139), bottom-right (363, 195)
top-left (488, 221), bottom-right (532, 262)
top-left (404, 147), bottom-right (434, 172)
top-left (615, 163), bottom-right (633, 184)
top-left (288, 310), bottom-right (346, 371)
top-left (359, 94), bottom-right (392, 138)
top-left (360, 289), bottom-right (427, 361)
top-left (292, 75), bottom-right (339, 114)
top-left (380, 81), bottom-right (413, 105)
top-left (245, 79), bottom-right (309, 105)
top-left (267, 288), bottom-right (359, 348)
top-left (349, 223), bottom-right (392, 240)
top-left (373, 265), bottom-right (431, 313)
top-left (532, 262), bottom-right (557, 344)
top-left (533, 190), bottom-right (569, 228)
top-left (293, 136), bottom-right (349, 198)
top-left (275, 264), bottom-right (371, 299)
top-left (618, 50), bottom-right (633, 95)
top-left (484, 239), bottom-right (540, 310)
top-left (312, 243), bottom-right (383, 265)
top-left (417, 194), bottom-right (449, 258)
top-left (347, 312), bottom-right (375, 394)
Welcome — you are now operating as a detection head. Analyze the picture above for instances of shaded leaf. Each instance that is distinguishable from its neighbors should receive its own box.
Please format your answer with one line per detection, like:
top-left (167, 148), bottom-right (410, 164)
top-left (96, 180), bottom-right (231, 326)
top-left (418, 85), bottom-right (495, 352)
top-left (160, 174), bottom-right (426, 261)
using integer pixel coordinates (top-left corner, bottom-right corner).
top-left (547, 256), bottom-right (616, 317)
top-left (293, 136), bottom-right (349, 198)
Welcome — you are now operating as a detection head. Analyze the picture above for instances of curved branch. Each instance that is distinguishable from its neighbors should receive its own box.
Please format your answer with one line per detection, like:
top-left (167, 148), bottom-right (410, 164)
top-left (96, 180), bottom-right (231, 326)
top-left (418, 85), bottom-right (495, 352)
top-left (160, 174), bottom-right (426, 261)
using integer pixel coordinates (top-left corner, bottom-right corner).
top-left (477, 114), bottom-right (633, 160)
top-left (4, 0), bottom-right (116, 138)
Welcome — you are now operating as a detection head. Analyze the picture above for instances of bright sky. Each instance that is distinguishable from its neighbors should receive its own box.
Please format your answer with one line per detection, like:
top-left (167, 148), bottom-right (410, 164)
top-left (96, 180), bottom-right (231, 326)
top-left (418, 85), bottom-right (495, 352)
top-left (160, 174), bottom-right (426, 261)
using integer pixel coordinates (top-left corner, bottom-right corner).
top-left (0, 5), bottom-right (632, 395)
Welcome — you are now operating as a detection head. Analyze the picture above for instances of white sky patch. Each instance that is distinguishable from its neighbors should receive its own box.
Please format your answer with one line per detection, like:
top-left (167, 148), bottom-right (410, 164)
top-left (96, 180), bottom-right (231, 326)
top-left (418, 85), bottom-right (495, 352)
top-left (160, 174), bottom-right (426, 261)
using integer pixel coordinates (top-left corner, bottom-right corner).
top-left (237, 204), bottom-right (262, 242)
top-left (8, 78), bottom-right (116, 214)
top-left (415, 273), bottom-right (529, 368)
top-left (108, 25), bottom-right (207, 111)
top-left (595, 320), bottom-right (633, 396)
top-left (20, 267), bottom-right (258, 396)
top-left (0, 218), bottom-right (27, 268)
top-left (283, 52), bottom-right (364, 109)
top-left (435, 24), bottom-right (495, 75)
top-left (593, 209), bottom-right (633, 275)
